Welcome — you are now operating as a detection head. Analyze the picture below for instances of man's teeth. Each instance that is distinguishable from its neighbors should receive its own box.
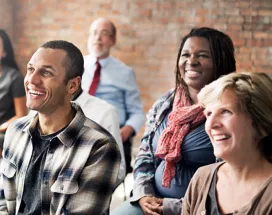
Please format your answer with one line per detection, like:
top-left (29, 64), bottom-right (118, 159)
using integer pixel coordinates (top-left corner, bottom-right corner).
top-left (29, 90), bottom-right (44, 96)
top-left (213, 135), bottom-right (230, 141)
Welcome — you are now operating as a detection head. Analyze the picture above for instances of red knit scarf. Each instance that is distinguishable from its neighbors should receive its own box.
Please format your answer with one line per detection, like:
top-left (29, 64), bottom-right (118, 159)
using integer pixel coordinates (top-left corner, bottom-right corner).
top-left (155, 87), bottom-right (206, 188)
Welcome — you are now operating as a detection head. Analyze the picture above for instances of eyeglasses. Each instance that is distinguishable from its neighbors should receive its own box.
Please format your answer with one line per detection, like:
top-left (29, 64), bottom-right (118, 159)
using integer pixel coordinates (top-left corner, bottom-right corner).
top-left (90, 30), bottom-right (113, 38)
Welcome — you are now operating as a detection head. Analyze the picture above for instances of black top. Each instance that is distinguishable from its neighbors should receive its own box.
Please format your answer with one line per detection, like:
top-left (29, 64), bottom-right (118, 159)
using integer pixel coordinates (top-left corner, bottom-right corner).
top-left (18, 126), bottom-right (65, 214)
top-left (206, 168), bottom-right (233, 215)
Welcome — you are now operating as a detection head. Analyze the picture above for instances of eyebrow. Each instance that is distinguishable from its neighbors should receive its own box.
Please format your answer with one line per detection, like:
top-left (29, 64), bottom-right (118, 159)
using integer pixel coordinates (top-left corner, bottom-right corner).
top-left (27, 63), bottom-right (56, 72)
top-left (182, 49), bottom-right (210, 53)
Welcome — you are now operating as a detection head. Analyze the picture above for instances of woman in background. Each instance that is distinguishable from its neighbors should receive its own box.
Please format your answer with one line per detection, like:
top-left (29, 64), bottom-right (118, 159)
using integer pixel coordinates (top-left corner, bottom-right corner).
top-left (112, 27), bottom-right (236, 215)
top-left (182, 72), bottom-right (272, 215)
top-left (0, 29), bottom-right (27, 154)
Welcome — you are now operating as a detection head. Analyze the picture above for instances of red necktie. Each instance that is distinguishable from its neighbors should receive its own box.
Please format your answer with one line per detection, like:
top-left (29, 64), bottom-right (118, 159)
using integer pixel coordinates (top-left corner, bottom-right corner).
top-left (88, 61), bottom-right (101, 96)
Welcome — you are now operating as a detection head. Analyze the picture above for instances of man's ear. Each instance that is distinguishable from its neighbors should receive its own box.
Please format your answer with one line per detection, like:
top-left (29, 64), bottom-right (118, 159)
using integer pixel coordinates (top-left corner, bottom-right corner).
top-left (67, 76), bottom-right (81, 95)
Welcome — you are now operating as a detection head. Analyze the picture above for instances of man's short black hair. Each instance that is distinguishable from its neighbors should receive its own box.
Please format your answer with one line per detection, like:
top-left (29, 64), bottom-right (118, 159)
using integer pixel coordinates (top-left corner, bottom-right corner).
top-left (41, 40), bottom-right (84, 83)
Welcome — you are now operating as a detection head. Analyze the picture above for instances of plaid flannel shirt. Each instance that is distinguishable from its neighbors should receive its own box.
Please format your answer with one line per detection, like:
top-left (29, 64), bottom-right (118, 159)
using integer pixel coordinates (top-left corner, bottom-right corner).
top-left (0, 103), bottom-right (121, 215)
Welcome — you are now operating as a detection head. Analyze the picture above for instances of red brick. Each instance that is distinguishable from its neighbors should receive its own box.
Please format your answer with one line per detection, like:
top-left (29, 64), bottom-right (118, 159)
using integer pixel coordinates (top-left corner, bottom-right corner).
top-left (264, 39), bottom-right (272, 46)
top-left (239, 47), bottom-right (252, 54)
top-left (258, 9), bottom-right (272, 16)
top-left (240, 31), bottom-right (253, 39)
top-left (235, 1), bottom-right (250, 8)
top-left (254, 32), bottom-right (269, 39)
top-left (227, 24), bottom-right (243, 30)
top-left (228, 16), bottom-right (245, 24)
top-left (233, 39), bottom-right (246, 46)
top-left (240, 9), bottom-right (258, 16)
top-left (1, 0), bottom-right (270, 123)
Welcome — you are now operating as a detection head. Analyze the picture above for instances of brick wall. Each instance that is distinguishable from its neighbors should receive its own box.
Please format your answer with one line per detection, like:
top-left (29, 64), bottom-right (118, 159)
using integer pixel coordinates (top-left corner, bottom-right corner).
top-left (0, 0), bottom-right (15, 50)
top-left (2, 0), bottom-right (272, 142)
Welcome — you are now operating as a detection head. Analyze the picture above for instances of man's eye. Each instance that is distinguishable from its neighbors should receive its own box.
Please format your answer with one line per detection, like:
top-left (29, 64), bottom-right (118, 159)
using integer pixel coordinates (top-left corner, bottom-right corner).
top-left (42, 70), bottom-right (52, 76)
top-left (181, 53), bottom-right (190, 57)
top-left (27, 67), bottom-right (34, 73)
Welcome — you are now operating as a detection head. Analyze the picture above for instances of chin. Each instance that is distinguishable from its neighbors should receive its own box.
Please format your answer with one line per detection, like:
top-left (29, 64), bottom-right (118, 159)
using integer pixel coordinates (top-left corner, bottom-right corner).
top-left (92, 51), bottom-right (105, 58)
top-left (213, 149), bottom-right (225, 159)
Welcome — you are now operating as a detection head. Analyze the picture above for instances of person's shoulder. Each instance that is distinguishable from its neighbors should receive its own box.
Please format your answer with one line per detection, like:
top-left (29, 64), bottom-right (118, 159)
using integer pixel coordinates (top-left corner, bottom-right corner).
top-left (3, 66), bottom-right (23, 78)
top-left (152, 88), bottom-right (175, 109)
top-left (81, 116), bottom-right (116, 144)
top-left (75, 91), bottom-right (116, 113)
top-left (7, 114), bottom-right (34, 133)
top-left (194, 162), bottom-right (223, 180)
top-left (160, 88), bottom-right (175, 100)
top-left (83, 54), bottom-right (92, 61)
top-left (108, 56), bottom-right (133, 72)
top-left (75, 105), bottom-right (113, 139)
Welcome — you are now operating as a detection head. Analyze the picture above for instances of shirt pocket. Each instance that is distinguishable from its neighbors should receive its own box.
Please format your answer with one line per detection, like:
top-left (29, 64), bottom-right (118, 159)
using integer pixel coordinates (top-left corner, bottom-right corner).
top-left (50, 180), bottom-right (79, 195)
top-left (0, 159), bottom-right (17, 204)
top-left (1, 159), bottom-right (16, 179)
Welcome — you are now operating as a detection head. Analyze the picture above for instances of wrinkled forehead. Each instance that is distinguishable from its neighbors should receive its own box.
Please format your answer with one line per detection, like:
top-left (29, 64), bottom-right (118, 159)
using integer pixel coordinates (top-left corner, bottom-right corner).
top-left (89, 19), bottom-right (113, 33)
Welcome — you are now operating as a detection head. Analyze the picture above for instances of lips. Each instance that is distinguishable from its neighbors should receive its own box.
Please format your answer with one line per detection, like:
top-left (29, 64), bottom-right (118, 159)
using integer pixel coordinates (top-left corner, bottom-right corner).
top-left (185, 70), bottom-right (201, 78)
top-left (28, 89), bottom-right (46, 96)
top-left (212, 134), bottom-right (231, 141)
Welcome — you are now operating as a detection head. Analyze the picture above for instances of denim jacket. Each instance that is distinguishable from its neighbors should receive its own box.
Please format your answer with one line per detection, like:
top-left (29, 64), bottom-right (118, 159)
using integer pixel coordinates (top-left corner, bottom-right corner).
top-left (130, 89), bottom-right (183, 215)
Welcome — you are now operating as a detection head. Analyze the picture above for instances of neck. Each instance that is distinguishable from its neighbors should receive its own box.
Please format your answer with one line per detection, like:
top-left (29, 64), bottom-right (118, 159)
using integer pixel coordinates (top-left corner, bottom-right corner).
top-left (188, 87), bottom-right (200, 104)
top-left (72, 88), bottom-right (83, 101)
top-left (91, 52), bottom-right (110, 60)
top-left (37, 104), bottom-right (75, 135)
top-left (222, 153), bottom-right (272, 183)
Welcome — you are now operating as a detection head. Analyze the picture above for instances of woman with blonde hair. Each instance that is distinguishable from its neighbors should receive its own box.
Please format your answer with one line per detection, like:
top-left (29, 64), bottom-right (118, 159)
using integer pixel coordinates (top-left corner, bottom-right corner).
top-left (182, 72), bottom-right (272, 215)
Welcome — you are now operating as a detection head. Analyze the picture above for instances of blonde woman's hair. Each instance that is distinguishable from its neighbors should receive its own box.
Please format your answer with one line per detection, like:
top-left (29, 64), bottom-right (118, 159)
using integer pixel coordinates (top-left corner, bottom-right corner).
top-left (198, 72), bottom-right (272, 161)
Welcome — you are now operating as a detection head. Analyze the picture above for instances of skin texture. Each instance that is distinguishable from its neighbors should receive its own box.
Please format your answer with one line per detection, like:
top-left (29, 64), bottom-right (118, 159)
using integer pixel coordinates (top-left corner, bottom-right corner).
top-left (25, 48), bottom-right (80, 135)
top-left (179, 36), bottom-right (214, 104)
top-left (139, 196), bottom-right (163, 215)
top-left (204, 88), bottom-right (257, 161)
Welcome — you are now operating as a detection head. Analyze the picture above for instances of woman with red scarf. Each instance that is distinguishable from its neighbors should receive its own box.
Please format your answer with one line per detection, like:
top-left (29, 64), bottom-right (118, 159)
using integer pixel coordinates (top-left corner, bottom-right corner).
top-left (112, 27), bottom-right (236, 215)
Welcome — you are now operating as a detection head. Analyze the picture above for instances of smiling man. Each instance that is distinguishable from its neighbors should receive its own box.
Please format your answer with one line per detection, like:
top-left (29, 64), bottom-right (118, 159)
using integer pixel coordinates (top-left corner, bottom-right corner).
top-left (0, 40), bottom-right (120, 215)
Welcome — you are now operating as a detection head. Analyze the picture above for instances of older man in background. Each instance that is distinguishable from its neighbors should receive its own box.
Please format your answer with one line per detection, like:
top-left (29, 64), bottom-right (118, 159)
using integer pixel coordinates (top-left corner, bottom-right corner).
top-left (82, 18), bottom-right (145, 174)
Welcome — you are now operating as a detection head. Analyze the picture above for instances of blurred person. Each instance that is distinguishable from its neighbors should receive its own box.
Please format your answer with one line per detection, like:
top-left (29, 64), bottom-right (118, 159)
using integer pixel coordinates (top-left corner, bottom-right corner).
top-left (0, 40), bottom-right (120, 214)
top-left (112, 27), bottom-right (236, 215)
top-left (182, 72), bottom-right (272, 215)
top-left (72, 86), bottom-right (126, 186)
top-left (82, 18), bottom-right (145, 174)
top-left (0, 29), bottom-right (27, 155)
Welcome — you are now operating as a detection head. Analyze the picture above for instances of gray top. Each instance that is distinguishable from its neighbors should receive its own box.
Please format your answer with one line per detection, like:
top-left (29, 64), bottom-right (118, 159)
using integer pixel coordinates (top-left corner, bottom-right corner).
top-left (0, 65), bottom-right (25, 125)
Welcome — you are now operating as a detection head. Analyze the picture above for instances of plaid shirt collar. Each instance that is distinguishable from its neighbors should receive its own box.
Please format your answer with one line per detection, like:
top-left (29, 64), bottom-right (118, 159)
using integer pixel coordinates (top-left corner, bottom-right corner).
top-left (22, 103), bottom-right (86, 148)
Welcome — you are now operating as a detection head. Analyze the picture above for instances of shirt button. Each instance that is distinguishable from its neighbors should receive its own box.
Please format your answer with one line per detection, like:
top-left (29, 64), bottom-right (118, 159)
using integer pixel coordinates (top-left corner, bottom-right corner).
top-left (60, 185), bottom-right (64, 190)
top-left (44, 181), bottom-right (48, 185)
top-left (201, 211), bottom-right (206, 215)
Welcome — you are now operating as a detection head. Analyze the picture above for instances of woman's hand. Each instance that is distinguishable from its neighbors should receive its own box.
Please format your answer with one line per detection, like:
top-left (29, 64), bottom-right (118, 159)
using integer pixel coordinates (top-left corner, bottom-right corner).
top-left (139, 196), bottom-right (163, 215)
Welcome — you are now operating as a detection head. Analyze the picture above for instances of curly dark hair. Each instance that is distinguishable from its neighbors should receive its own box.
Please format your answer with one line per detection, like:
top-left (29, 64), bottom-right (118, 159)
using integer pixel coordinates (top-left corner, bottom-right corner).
top-left (174, 27), bottom-right (236, 101)
top-left (41, 40), bottom-right (84, 84)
